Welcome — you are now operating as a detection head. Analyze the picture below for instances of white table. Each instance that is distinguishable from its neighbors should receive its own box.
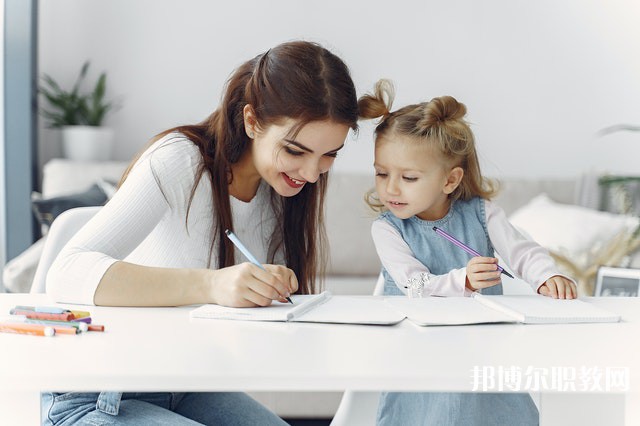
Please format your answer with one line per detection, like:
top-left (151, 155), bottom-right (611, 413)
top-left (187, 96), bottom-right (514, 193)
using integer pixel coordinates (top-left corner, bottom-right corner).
top-left (1, 294), bottom-right (638, 425)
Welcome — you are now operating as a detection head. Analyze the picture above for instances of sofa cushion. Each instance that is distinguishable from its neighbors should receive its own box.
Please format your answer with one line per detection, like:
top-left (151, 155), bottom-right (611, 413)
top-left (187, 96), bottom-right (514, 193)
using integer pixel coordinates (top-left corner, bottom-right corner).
top-left (32, 183), bottom-right (108, 228)
top-left (509, 193), bottom-right (639, 270)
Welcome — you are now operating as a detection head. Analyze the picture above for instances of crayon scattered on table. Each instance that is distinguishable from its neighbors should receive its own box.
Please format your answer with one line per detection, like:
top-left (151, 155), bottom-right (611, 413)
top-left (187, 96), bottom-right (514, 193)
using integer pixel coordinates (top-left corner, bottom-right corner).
top-left (0, 322), bottom-right (55, 337)
top-left (9, 309), bottom-right (75, 322)
top-left (23, 318), bottom-right (88, 333)
top-left (70, 310), bottom-right (91, 319)
top-left (5, 305), bottom-right (104, 336)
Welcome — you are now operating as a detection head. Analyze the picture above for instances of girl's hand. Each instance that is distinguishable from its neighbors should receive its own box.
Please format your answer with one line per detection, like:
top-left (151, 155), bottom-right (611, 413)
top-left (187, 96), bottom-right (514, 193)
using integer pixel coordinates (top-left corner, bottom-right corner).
top-left (538, 275), bottom-right (577, 299)
top-left (208, 263), bottom-right (298, 307)
top-left (466, 257), bottom-right (502, 291)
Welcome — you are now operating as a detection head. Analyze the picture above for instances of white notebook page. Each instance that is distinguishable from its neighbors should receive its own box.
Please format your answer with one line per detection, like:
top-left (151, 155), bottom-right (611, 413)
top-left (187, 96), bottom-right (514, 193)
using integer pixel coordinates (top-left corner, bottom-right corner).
top-left (190, 292), bottom-right (405, 325)
top-left (190, 293), bottom-right (326, 322)
top-left (473, 294), bottom-right (621, 324)
top-left (295, 296), bottom-right (405, 325)
top-left (385, 296), bottom-right (516, 326)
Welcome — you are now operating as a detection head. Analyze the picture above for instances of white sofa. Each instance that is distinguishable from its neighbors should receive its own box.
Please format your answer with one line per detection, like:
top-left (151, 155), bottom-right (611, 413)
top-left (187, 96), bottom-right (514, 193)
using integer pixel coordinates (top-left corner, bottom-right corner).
top-left (7, 159), bottom-right (637, 420)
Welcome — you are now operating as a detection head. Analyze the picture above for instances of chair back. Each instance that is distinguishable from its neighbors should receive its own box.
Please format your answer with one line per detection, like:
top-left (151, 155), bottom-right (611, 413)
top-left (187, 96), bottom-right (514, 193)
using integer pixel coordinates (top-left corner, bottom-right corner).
top-left (30, 206), bottom-right (102, 293)
top-left (373, 272), bottom-right (384, 296)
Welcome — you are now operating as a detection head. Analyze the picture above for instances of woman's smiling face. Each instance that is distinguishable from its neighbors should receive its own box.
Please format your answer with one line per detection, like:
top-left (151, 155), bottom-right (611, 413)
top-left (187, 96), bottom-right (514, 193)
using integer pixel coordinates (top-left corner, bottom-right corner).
top-left (251, 118), bottom-right (349, 197)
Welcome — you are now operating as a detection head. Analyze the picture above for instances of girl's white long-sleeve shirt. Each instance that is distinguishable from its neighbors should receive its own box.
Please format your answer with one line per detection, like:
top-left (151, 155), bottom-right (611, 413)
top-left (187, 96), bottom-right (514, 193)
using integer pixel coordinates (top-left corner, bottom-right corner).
top-left (372, 200), bottom-right (572, 297)
top-left (46, 134), bottom-right (277, 305)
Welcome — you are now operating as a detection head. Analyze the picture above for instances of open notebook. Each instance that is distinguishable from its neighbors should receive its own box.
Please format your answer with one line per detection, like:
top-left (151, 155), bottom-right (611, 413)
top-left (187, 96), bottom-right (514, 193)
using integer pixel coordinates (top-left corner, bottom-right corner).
top-left (190, 292), bottom-right (620, 326)
top-left (190, 291), bottom-right (405, 325)
top-left (386, 293), bottom-right (621, 325)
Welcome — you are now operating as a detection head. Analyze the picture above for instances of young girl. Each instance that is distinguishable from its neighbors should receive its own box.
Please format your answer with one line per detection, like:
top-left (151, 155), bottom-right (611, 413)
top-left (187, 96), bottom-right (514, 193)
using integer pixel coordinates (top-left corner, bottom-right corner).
top-left (359, 79), bottom-right (577, 426)
top-left (43, 41), bottom-right (359, 426)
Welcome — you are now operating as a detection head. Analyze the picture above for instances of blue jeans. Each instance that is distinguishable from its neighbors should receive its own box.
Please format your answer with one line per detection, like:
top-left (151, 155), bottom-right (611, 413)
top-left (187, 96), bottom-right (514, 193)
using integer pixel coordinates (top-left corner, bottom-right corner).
top-left (41, 392), bottom-right (289, 425)
top-left (376, 392), bottom-right (539, 426)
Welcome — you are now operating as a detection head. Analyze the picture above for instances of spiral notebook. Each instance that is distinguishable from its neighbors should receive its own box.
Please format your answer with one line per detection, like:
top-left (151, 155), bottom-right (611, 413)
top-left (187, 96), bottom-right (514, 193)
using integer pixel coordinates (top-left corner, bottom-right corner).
top-left (385, 294), bottom-right (621, 326)
top-left (190, 291), bottom-right (405, 325)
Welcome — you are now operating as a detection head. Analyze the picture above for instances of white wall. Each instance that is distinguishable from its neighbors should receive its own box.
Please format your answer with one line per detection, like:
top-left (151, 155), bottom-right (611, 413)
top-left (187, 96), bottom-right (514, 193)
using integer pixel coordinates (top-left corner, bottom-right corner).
top-left (38, 0), bottom-right (640, 179)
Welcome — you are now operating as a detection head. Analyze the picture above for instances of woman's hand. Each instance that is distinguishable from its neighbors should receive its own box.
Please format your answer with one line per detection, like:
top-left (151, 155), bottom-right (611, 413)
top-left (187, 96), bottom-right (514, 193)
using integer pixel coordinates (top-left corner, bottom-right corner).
top-left (466, 257), bottom-right (502, 291)
top-left (207, 263), bottom-right (299, 307)
top-left (538, 275), bottom-right (577, 299)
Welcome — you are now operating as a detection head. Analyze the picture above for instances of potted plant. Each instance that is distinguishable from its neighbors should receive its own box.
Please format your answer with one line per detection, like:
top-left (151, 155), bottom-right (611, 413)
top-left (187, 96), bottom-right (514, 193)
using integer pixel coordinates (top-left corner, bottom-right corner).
top-left (597, 123), bottom-right (640, 221)
top-left (40, 61), bottom-right (116, 161)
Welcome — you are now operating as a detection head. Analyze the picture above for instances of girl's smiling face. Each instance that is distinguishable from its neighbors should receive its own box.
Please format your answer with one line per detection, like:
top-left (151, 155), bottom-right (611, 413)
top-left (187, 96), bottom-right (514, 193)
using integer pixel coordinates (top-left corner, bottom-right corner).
top-left (374, 135), bottom-right (463, 221)
top-left (251, 118), bottom-right (349, 197)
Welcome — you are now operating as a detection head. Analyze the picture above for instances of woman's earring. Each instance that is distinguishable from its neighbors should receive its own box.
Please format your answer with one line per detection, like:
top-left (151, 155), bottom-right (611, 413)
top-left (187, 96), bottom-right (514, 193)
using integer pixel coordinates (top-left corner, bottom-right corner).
top-left (248, 132), bottom-right (255, 139)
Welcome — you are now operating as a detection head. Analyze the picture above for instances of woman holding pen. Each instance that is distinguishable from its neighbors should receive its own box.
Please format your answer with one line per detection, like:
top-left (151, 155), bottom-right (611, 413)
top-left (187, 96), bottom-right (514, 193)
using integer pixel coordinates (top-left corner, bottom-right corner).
top-left (43, 40), bottom-right (360, 425)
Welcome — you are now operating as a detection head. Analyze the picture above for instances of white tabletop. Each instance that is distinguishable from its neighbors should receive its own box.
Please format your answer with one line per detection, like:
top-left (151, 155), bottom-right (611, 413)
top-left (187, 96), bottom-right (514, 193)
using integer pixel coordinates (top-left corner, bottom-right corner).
top-left (1, 294), bottom-right (638, 395)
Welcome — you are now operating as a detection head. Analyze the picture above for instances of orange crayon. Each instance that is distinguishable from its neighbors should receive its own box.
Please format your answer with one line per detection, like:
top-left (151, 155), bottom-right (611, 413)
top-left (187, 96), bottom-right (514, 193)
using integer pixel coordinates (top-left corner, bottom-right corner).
top-left (0, 322), bottom-right (55, 337)
top-left (87, 324), bottom-right (105, 332)
top-left (47, 325), bottom-right (78, 335)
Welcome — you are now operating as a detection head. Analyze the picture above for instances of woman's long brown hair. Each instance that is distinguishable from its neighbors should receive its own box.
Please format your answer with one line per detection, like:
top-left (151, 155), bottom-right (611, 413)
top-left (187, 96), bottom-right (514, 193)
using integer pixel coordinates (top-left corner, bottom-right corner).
top-left (120, 41), bottom-right (359, 294)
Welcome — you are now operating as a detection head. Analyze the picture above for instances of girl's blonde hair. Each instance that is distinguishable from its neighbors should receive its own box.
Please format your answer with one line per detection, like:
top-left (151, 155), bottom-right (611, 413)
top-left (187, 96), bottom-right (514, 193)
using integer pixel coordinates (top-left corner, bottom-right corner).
top-left (359, 79), bottom-right (497, 207)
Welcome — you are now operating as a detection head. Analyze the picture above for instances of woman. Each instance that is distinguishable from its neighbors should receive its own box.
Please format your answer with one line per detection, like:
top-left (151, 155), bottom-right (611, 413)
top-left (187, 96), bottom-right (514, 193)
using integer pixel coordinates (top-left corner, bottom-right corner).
top-left (43, 40), bottom-right (359, 425)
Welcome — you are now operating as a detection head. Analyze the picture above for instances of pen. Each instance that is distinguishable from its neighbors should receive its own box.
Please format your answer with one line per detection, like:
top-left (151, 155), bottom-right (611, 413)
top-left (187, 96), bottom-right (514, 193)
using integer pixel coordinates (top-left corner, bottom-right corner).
top-left (432, 226), bottom-right (514, 279)
top-left (225, 229), bottom-right (294, 304)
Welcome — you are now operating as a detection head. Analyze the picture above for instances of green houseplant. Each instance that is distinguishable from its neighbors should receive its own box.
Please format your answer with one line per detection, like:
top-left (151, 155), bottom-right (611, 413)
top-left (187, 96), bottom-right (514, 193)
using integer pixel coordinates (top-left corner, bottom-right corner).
top-left (40, 61), bottom-right (116, 161)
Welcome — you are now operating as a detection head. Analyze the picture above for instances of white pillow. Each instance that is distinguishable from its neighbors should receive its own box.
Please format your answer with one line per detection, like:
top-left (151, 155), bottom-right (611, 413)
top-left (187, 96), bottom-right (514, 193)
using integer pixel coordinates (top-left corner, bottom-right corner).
top-left (509, 193), bottom-right (638, 267)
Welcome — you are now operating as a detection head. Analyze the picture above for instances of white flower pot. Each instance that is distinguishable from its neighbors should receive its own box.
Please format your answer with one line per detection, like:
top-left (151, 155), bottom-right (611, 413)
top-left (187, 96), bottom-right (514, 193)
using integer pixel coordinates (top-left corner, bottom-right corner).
top-left (61, 126), bottom-right (114, 161)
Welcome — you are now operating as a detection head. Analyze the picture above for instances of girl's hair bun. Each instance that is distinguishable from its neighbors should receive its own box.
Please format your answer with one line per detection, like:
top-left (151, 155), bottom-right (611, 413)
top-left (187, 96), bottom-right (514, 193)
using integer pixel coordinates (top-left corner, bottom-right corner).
top-left (417, 96), bottom-right (467, 132)
top-left (358, 79), bottom-right (396, 120)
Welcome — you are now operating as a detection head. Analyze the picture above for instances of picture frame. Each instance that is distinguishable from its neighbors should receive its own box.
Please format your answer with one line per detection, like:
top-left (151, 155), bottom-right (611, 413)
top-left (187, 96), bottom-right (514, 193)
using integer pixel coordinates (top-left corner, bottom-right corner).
top-left (594, 266), bottom-right (640, 297)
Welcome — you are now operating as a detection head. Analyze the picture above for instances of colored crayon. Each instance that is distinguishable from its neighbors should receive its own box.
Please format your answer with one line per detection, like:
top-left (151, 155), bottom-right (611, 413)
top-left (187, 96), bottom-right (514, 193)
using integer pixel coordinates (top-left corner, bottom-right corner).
top-left (70, 310), bottom-right (91, 319)
top-left (9, 309), bottom-right (75, 321)
top-left (35, 306), bottom-right (69, 314)
top-left (14, 306), bottom-right (90, 318)
top-left (25, 319), bottom-right (87, 333)
top-left (2, 316), bottom-right (82, 334)
top-left (0, 322), bottom-right (55, 337)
